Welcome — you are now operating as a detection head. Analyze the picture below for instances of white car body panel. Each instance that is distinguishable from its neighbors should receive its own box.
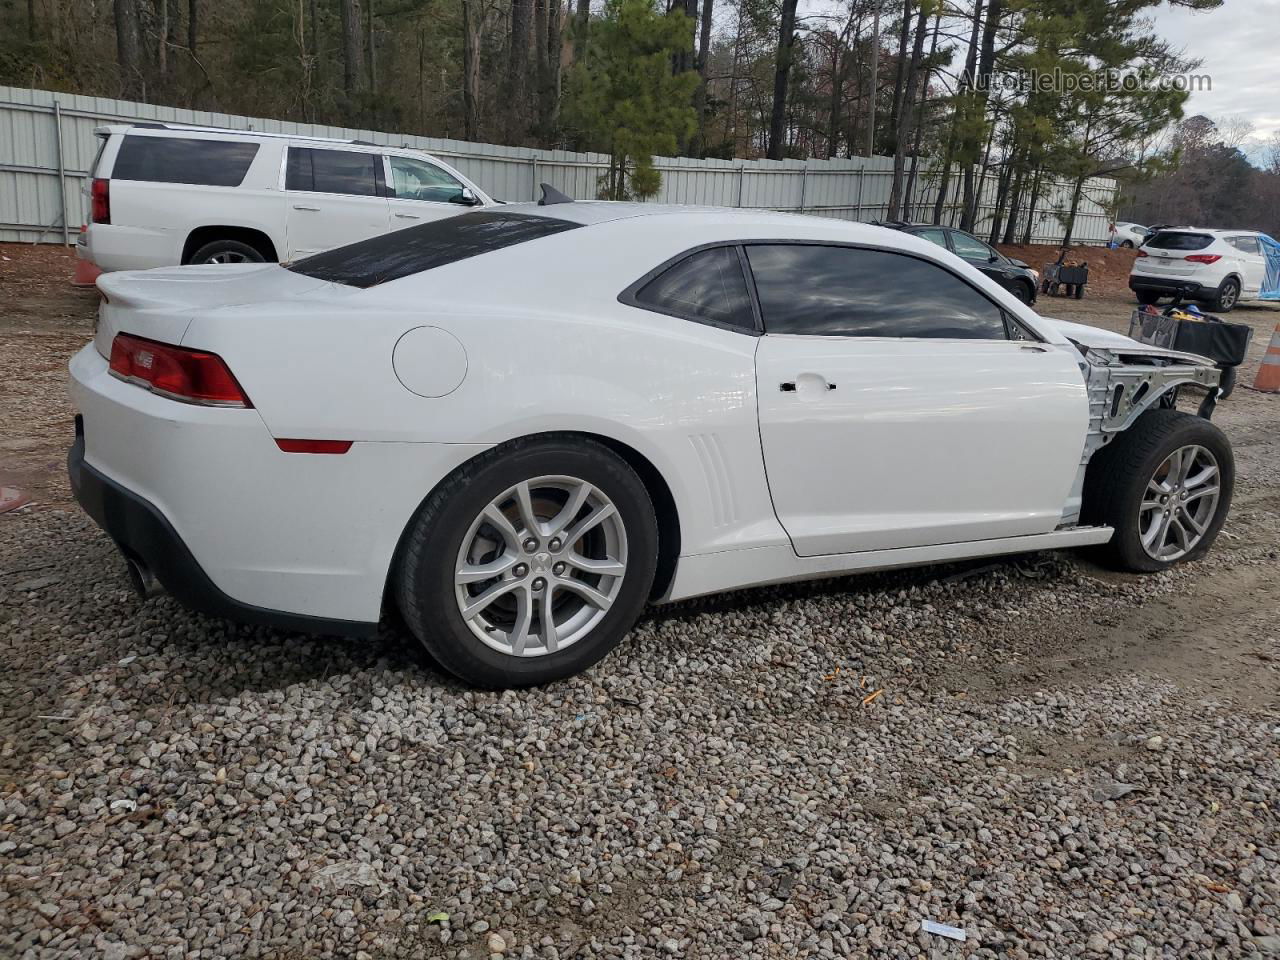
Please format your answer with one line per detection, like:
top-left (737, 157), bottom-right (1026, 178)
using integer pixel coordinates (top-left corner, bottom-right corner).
top-left (79, 124), bottom-right (492, 272)
top-left (73, 204), bottom-right (1222, 631)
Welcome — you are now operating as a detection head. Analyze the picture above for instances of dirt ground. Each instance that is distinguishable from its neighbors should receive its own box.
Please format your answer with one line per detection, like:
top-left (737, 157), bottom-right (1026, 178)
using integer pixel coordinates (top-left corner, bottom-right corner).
top-left (1, 241), bottom-right (1278, 958)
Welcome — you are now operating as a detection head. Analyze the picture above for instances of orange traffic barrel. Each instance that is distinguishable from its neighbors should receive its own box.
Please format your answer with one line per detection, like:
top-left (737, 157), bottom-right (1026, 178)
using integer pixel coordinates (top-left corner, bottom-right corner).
top-left (1255, 324), bottom-right (1280, 393)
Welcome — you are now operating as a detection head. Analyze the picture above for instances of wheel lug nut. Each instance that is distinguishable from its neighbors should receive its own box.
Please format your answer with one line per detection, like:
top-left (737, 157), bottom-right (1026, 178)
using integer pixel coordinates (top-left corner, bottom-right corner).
top-left (513, 563), bottom-right (528, 578)
top-left (523, 538), bottom-right (537, 552)
top-left (549, 538), bottom-right (562, 551)
top-left (532, 577), bottom-right (546, 590)
top-left (553, 561), bottom-right (566, 575)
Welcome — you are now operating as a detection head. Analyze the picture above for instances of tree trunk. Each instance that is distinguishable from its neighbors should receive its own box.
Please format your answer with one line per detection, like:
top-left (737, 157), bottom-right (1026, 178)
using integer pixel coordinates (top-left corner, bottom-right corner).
top-left (544, 0), bottom-right (562, 136)
top-left (886, 0), bottom-right (926, 220)
top-left (187, 0), bottom-right (197, 51)
top-left (367, 0), bottom-right (377, 95)
top-left (1021, 165), bottom-right (1042, 244)
top-left (693, 0), bottom-right (714, 153)
top-left (886, 0), bottom-right (911, 157)
top-left (27, 0), bottom-right (35, 39)
top-left (114, 0), bottom-right (144, 99)
top-left (1002, 154), bottom-right (1026, 244)
top-left (339, 0), bottom-right (367, 95)
top-left (1063, 174), bottom-right (1086, 247)
top-left (960, 0), bottom-right (1001, 232)
top-left (826, 41), bottom-right (844, 160)
top-left (865, 1), bottom-right (879, 157)
top-left (461, 0), bottom-right (481, 139)
top-left (509, 0), bottom-right (533, 140)
top-left (572, 0), bottom-right (589, 62)
top-left (767, 0), bottom-right (799, 160)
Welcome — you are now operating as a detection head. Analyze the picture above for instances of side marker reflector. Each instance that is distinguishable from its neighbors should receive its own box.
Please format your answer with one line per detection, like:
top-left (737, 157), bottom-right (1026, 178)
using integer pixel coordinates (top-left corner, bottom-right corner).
top-left (275, 439), bottom-right (354, 454)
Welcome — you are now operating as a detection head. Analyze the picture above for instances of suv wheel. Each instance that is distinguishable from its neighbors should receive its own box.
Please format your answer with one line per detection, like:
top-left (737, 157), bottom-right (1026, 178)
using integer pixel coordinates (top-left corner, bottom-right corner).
top-left (396, 436), bottom-right (658, 688)
top-left (1082, 410), bottom-right (1233, 572)
top-left (1209, 278), bottom-right (1240, 313)
top-left (189, 239), bottom-right (266, 265)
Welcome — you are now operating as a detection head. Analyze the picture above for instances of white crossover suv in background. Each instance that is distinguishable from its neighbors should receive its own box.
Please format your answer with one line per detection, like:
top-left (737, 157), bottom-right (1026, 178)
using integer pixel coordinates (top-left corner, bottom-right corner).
top-left (78, 123), bottom-right (493, 272)
top-left (69, 198), bottom-right (1233, 688)
top-left (1129, 228), bottom-right (1270, 312)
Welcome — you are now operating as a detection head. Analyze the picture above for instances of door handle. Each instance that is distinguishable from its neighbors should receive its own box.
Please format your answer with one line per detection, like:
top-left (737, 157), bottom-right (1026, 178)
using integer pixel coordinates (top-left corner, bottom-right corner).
top-left (292, 204), bottom-right (320, 212)
top-left (780, 379), bottom-right (836, 392)
top-left (394, 213), bottom-right (421, 220)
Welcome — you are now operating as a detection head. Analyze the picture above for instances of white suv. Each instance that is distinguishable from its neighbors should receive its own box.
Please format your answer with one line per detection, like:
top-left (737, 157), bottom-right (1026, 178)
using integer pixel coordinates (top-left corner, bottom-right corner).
top-left (78, 124), bottom-right (493, 272)
top-left (1129, 228), bottom-right (1268, 312)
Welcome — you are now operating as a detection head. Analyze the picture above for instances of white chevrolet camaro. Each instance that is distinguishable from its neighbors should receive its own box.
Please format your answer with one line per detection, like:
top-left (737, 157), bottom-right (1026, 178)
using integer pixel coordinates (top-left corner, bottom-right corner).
top-left (69, 193), bottom-right (1233, 687)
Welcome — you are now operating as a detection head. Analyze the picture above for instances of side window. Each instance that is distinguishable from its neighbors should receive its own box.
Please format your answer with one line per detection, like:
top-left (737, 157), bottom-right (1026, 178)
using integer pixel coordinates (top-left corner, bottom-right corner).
top-left (914, 228), bottom-right (949, 249)
top-left (745, 244), bottom-right (1009, 340)
top-left (1230, 236), bottom-right (1259, 255)
top-left (112, 135), bottom-right (260, 187)
top-left (285, 147), bottom-right (379, 197)
top-left (949, 231), bottom-right (996, 261)
top-left (629, 246), bottom-right (756, 331)
top-left (389, 156), bottom-right (467, 203)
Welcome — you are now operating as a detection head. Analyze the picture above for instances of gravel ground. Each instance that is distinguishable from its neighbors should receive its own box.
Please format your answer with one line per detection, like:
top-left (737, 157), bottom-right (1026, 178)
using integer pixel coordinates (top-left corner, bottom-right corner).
top-left (2, 245), bottom-right (1279, 959)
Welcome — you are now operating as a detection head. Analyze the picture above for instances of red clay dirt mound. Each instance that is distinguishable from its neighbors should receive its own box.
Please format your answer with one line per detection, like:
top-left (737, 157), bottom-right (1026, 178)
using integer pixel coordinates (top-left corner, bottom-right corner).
top-left (996, 242), bottom-right (1140, 301)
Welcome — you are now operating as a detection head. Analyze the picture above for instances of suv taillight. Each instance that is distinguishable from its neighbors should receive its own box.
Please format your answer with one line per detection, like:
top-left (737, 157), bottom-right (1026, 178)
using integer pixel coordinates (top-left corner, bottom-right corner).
top-left (1135, 250), bottom-right (1148, 257)
top-left (1185, 254), bottom-right (1222, 265)
top-left (91, 178), bottom-right (110, 224)
top-left (109, 334), bottom-right (252, 408)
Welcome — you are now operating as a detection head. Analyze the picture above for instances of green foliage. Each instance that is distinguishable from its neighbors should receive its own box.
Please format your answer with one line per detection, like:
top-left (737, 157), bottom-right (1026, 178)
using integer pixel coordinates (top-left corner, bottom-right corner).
top-left (562, 0), bottom-right (697, 200)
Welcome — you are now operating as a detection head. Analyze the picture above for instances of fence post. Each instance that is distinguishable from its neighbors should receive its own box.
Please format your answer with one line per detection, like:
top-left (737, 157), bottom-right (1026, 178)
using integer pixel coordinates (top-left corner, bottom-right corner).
top-left (736, 165), bottom-right (745, 207)
top-left (798, 166), bottom-right (807, 213)
top-left (53, 99), bottom-right (69, 246)
top-left (854, 166), bottom-right (865, 222)
top-left (530, 157), bottom-right (538, 200)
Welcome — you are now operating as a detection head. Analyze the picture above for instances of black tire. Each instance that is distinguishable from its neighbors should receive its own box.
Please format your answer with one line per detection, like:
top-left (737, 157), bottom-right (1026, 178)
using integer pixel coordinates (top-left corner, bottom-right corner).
top-left (1012, 280), bottom-right (1035, 304)
top-left (1136, 290), bottom-right (1161, 306)
top-left (395, 435), bottom-right (658, 688)
top-left (1121, 240), bottom-right (1134, 248)
top-left (1217, 364), bottom-right (1237, 400)
top-left (1073, 283), bottom-right (1084, 300)
top-left (188, 239), bottom-right (266, 265)
top-left (1081, 409), bottom-right (1233, 572)
top-left (1209, 278), bottom-right (1240, 313)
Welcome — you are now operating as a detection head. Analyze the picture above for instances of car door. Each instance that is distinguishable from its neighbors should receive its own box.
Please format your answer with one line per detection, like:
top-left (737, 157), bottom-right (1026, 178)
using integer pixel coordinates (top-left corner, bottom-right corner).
top-left (947, 230), bottom-right (1012, 289)
top-left (384, 154), bottom-right (482, 231)
top-left (1228, 236), bottom-right (1266, 297)
top-left (749, 243), bottom-right (1089, 557)
top-left (283, 146), bottom-right (390, 258)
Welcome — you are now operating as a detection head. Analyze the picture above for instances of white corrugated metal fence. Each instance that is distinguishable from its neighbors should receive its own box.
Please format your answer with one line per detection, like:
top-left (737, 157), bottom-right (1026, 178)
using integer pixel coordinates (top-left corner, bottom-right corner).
top-left (0, 85), bottom-right (1118, 245)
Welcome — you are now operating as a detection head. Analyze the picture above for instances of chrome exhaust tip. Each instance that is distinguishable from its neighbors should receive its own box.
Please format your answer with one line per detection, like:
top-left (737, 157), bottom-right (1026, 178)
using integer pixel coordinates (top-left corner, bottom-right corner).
top-left (124, 556), bottom-right (164, 600)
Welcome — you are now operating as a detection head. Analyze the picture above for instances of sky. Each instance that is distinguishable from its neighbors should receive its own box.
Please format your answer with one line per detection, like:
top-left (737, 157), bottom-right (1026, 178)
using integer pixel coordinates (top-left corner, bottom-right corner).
top-left (1152, 0), bottom-right (1280, 156)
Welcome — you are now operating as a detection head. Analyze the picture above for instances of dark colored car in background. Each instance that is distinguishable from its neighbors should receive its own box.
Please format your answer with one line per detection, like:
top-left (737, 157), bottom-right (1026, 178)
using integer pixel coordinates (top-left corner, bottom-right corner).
top-left (878, 222), bottom-right (1040, 304)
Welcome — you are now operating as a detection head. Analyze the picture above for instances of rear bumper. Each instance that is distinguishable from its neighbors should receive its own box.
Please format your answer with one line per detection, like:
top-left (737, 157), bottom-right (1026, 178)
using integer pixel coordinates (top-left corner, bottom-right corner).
top-left (69, 417), bottom-right (377, 637)
top-left (81, 223), bottom-right (180, 272)
top-left (1128, 274), bottom-right (1207, 297)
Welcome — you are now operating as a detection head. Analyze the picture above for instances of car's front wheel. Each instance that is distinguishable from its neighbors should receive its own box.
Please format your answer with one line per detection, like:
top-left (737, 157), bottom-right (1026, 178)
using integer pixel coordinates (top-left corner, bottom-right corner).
top-left (1082, 410), bottom-right (1233, 572)
top-left (396, 436), bottom-right (658, 688)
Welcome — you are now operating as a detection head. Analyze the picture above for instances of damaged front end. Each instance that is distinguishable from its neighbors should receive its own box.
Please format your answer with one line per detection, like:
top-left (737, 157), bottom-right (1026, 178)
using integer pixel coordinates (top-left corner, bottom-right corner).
top-left (1056, 326), bottom-right (1222, 526)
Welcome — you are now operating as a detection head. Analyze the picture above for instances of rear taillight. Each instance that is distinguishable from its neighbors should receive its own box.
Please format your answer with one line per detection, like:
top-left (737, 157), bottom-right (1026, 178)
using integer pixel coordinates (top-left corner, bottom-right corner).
top-left (91, 178), bottom-right (110, 224)
top-left (1185, 254), bottom-right (1221, 264)
top-left (109, 334), bottom-right (252, 408)
top-left (1135, 250), bottom-right (1148, 257)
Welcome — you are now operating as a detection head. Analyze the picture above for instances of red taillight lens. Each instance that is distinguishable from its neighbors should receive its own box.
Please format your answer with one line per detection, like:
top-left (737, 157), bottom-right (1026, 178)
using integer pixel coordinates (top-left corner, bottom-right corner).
top-left (275, 439), bottom-right (352, 454)
top-left (109, 334), bottom-right (252, 408)
top-left (1185, 254), bottom-right (1221, 264)
top-left (1135, 250), bottom-right (1148, 257)
top-left (91, 178), bottom-right (110, 224)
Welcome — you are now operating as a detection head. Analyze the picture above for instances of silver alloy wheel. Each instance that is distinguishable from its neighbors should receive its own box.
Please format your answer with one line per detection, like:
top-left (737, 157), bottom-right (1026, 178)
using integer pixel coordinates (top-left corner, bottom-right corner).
top-left (1139, 444), bottom-right (1221, 562)
top-left (454, 475), bottom-right (628, 657)
top-left (204, 251), bottom-right (250, 264)
top-left (1219, 282), bottom-right (1239, 309)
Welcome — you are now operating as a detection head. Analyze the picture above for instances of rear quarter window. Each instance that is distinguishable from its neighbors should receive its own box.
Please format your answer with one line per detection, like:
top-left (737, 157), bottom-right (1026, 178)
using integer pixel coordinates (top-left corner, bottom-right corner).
top-left (286, 211), bottom-right (580, 287)
top-left (111, 135), bottom-right (260, 187)
top-left (1146, 232), bottom-right (1213, 251)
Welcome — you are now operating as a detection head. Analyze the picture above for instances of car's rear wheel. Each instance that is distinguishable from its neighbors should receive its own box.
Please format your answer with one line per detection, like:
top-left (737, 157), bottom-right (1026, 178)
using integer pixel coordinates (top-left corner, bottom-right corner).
top-left (1121, 240), bottom-right (1134, 248)
top-left (396, 436), bottom-right (658, 688)
top-left (1135, 290), bottom-right (1161, 306)
top-left (1082, 410), bottom-right (1233, 572)
top-left (1012, 280), bottom-right (1035, 304)
top-left (1209, 278), bottom-right (1240, 313)
top-left (189, 239), bottom-right (266, 265)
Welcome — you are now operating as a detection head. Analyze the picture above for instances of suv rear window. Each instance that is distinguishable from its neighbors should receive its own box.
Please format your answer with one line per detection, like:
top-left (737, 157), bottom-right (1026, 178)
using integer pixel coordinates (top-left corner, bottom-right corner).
top-left (111, 135), bottom-right (260, 187)
top-left (1145, 231), bottom-right (1213, 251)
top-left (286, 211), bottom-right (580, 287)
